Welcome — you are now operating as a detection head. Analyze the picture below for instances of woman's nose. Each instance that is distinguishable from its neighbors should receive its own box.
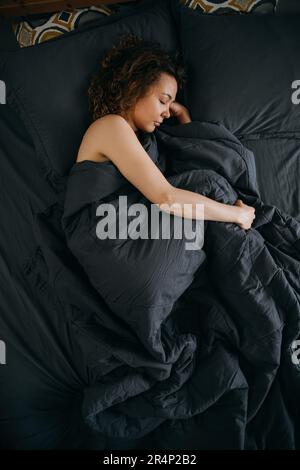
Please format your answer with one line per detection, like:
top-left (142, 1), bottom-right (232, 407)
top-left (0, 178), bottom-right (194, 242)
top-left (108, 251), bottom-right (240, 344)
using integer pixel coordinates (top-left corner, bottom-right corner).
top-left (162, 108), bottom-right (170, 119)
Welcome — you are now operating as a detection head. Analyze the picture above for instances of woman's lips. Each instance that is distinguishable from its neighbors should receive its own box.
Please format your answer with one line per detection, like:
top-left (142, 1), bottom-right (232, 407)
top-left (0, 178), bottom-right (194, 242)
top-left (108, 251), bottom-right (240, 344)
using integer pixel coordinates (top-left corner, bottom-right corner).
top-left (154, 121), bottom-right (161, 126)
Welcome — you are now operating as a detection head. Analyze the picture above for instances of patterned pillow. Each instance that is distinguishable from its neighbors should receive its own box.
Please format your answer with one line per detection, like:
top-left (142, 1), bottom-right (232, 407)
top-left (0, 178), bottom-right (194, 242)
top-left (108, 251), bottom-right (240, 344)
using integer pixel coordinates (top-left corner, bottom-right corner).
top-left (11, 0), bottom-right (278, 49)
top-left (11, 2), bottom-right (142, 48)
top-left (179, 0), bottom-right (278, 14)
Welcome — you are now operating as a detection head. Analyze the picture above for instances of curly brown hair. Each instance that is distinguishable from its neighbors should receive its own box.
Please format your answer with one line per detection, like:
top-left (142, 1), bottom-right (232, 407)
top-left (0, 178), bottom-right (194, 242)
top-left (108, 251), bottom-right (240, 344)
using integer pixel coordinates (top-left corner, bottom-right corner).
top-left (87, 34), bottom-right (187, 122)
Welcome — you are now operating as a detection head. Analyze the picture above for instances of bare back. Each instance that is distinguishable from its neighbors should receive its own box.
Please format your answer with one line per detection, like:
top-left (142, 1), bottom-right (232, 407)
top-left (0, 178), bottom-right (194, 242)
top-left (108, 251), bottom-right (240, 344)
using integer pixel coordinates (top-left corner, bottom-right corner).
top-left (76, 117), bottom-right (111, 163)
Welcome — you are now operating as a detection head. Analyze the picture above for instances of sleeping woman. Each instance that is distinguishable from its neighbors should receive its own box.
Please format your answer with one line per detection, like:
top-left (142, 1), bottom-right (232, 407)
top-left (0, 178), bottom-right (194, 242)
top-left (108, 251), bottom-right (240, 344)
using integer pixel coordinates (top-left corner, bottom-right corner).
top-left (62, 33), bottom-right (260, 327)
top-left (60, 34), bottom-right (300, 434)
top-left (75, 34), bottom-right (256, 231)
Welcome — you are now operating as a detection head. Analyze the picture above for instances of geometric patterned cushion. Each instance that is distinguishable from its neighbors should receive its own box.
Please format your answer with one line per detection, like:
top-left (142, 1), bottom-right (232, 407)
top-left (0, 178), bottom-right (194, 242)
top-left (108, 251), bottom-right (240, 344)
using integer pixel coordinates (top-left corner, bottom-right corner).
top-left (11, 3), bottom-right (138, 48)
top-left (11, 0), bottom-right (278, 49)
top-left (179, 0), bottom-right (277, 14)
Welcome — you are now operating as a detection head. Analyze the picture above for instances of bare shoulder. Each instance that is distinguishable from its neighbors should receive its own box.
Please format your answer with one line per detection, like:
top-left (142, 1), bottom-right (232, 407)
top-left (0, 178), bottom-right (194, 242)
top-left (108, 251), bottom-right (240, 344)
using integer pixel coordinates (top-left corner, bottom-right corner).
top-left (87, 114), bottom-right (132, 138)
top-left (76, 114), bottom-right (131, 163)
top-left (94, 113), bottom-right (127, 125)
top-left (75, 114), bottom-right (173, 207)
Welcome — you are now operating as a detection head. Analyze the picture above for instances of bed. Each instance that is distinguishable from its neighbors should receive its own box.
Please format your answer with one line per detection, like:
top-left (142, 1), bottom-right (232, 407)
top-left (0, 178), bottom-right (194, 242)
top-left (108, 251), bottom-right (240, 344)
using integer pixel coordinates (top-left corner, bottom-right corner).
top-left (1, 0), bottom-right (300, 451)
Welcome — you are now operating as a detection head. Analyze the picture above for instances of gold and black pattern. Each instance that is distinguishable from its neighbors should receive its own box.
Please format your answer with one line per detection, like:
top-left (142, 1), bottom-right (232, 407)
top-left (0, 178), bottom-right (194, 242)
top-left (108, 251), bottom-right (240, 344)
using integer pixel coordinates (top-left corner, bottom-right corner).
top-left (11, 0), bottom-right (277, 48)
top-left (12, 5), bottom-right (114, 48)
top-left (179, 0), bottom-right (277, 13)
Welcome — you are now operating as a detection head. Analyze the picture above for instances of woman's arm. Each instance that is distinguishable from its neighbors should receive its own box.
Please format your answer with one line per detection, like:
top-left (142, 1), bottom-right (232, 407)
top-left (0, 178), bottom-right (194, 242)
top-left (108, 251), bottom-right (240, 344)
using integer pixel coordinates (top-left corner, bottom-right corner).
top-left (159, 188), bottom-right (255, 230)
top-left (85, 115), bottom-right (255, 229)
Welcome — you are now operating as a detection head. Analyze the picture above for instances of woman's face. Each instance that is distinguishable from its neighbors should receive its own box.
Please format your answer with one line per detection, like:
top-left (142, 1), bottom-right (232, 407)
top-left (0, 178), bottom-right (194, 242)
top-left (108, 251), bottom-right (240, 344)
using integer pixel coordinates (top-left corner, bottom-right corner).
top-left (124, 73), bottom-right (178, 134)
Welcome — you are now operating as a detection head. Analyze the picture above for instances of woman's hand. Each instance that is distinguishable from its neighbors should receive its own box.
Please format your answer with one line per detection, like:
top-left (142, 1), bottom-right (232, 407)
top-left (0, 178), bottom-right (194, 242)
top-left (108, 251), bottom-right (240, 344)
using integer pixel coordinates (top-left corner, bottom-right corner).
top-left (169, 101), bottom-right (192, 124)
top-left (234, 199), bottom-right (256, 230)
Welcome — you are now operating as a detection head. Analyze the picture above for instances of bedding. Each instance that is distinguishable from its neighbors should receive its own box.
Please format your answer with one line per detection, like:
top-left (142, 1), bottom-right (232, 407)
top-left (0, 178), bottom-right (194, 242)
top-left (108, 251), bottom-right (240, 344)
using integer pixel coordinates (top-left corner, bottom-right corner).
top-left (11, 2), bottom-right (138, 48)
top-left (1, 0), bottom-right (300, 451)
top-left (276, 0), bottom-right (300, 13)
top-left (10, 0), bottom-right (278, 50)
top-left (178, 0), bottom-right (277, 14)
top-left (175, 7), bottom-right (300, 221)
top-left (26, 119), bottom-right (300, 448)
top-left (0, 100), bottom-right (154, 450)
top-left (0, 19), bottom-right (19, 52)
top-left (0, 105), bottom-right (93, 449)
top-left (178, 10), bottom-right (300, 135)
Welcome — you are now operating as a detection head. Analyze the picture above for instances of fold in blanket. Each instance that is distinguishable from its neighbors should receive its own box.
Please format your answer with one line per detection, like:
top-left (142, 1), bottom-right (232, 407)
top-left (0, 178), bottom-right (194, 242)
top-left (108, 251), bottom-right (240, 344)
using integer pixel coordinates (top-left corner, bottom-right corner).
top-left (33, 121), bottom-right (300, 448)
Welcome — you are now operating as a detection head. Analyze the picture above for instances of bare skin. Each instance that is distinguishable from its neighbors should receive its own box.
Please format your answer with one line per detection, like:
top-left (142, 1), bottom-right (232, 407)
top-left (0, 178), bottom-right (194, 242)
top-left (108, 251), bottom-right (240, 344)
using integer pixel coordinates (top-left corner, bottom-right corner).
top-left (77, 72), bottom-right (255, 230)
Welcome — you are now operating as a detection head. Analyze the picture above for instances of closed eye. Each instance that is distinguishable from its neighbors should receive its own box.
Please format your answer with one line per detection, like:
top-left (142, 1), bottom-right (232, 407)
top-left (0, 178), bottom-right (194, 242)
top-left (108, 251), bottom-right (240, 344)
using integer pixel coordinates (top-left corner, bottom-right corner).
top-left (159, 100), bottom-right (166, 105)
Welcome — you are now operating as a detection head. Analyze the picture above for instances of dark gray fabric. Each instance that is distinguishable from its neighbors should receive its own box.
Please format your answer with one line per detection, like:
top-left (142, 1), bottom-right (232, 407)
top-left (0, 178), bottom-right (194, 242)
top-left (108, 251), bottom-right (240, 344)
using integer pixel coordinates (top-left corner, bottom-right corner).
top-left (0, 103), bottom-right (155, 450)
top-left (39, 120), bottom-right (300, 446)
top-left (238, 134), bottom-right (300, 222)
top-left (1, 0), bottom-right (300, 450)
top-left (0, 19), bottom-right (19, 51)
top-left (276, 0), bottom-right (300, 13)
top-left (178, 10), bottom-right (300, 221)
top-left (0, 105), bottom-right (97, 449)
top-left (1, 101), bottom-right (300, 447)
top-left (179, 11), bottom-right (300, 135)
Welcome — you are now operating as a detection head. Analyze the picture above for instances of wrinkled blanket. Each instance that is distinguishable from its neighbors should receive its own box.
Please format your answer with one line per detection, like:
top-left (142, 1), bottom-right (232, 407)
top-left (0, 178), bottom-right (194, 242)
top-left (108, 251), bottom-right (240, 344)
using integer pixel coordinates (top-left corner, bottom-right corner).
top-left (34, 121), bottom-right (300, 449)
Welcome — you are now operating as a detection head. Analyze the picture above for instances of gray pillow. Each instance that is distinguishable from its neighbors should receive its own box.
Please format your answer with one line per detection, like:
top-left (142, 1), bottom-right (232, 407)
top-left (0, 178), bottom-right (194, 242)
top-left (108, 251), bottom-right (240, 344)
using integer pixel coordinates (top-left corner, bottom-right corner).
top-left (276, 0), bottom-right (300, 13)
top-left (179, 8), bottom-right (300, 135)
